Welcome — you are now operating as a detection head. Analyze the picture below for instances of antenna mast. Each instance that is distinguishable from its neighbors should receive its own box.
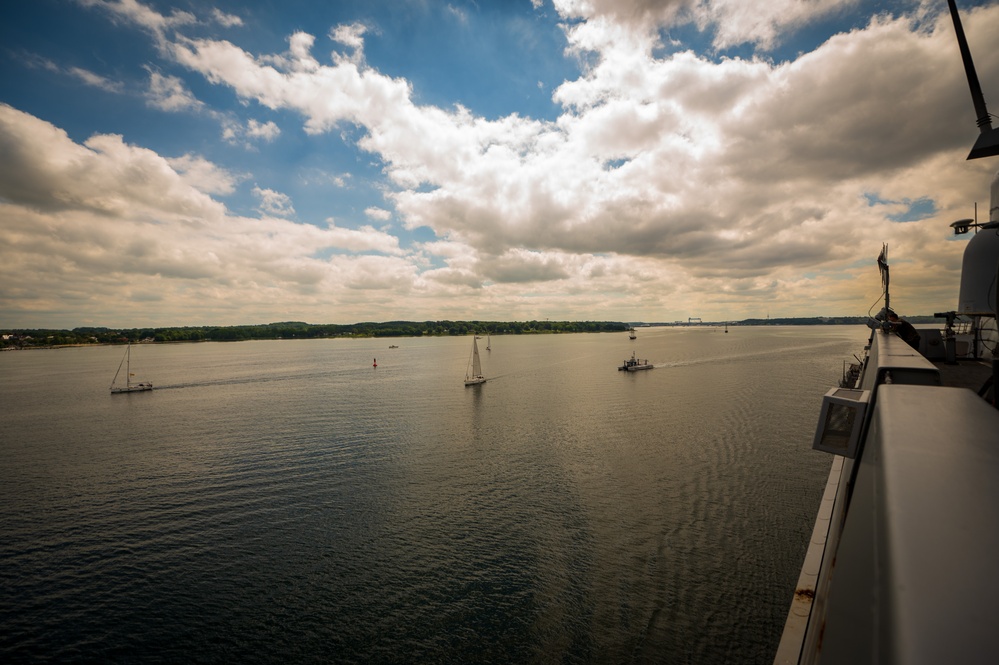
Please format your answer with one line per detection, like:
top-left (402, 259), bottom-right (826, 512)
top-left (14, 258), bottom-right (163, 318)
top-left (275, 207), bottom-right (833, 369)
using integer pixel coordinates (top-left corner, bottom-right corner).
top-left (878, 244), bottom-right (891, 331)
top-left (948, 0), bottom-right (999, 159)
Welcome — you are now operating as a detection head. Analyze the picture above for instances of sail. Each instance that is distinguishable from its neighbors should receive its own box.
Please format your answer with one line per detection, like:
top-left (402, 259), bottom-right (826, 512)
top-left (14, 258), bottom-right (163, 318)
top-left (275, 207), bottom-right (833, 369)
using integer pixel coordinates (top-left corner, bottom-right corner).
top-left (471, 338), bottom-right (481, 376)
top-left (110, 344), bottom-right (129, 390)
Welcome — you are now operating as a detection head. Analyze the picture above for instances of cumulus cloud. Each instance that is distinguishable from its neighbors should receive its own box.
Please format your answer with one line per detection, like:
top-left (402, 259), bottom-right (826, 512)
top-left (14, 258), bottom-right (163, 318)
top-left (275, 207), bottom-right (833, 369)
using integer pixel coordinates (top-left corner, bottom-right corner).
top-left (166, 154), bottom-right (240, 195)
top-left (0, 104), bottom-right (413, 325)
top-left (169, 30), bottom-right (413, 136)
top-left (364, 207), bottom-right (392, 221)
top-left (144, 69), bottom-right (279, 148)
top-left (106, 3), bottom-right (999, 318)
top-left (211, 8), bottom-right (243, 28)
top-left (482, 249), bottom-right (572, 283)
top-left (77, 0), bottom-right (196, 39)
top-left (693, 0), bottom-right (859, 51)
top-left (8, 0), bottom-right (999, 326)
top-left (252, 186), bottom-right (296, 217)
top-left (246, 119), bottom-right (280, 141)
top-left (146, 69), bottom-right (203, 111)
top-left (220, 117), bottom-right (281, 147)
top-left (0, 103), bottom-right (224, 220)
top-left (330, 23), bottom-right (367, 53)
top-left (550, 0), bottom-right (859, 51)
top-left (324, 220), bottom-right (404, 254)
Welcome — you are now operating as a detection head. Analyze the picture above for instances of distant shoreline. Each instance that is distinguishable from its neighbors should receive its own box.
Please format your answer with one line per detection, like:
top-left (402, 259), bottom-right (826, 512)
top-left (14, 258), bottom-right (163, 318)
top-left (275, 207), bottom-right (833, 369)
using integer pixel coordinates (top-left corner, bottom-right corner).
top-left (0, 315), bottom-right (933, 350)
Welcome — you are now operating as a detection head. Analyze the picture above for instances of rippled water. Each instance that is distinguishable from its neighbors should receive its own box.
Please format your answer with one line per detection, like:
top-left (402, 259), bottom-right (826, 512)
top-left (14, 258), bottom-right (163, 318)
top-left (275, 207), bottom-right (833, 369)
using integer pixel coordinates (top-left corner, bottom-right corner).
top-left (0, 326), bottom-right (868, 663)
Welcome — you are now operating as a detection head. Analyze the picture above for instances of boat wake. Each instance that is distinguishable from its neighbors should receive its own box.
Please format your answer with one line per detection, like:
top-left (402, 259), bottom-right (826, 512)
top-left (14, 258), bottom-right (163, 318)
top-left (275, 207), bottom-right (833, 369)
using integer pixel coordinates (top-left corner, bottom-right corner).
top-left (154, 366), bottom-right (375, 390)
top-left (654, 340), bottom-right (847, 369)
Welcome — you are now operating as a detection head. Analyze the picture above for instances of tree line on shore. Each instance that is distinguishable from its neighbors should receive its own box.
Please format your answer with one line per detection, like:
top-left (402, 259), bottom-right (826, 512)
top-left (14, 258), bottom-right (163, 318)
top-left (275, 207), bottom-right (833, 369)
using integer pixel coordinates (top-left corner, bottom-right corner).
top-left (3, 315), bottom-right (941, 349)
top-left (1, 320), bottom-right (629, 348)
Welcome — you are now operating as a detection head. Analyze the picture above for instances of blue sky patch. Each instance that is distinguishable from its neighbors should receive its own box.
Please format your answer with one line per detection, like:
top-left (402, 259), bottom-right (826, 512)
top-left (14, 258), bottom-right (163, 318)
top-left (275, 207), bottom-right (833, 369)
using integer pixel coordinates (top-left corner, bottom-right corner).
top-left (864, 193), bottom-right (938, 222)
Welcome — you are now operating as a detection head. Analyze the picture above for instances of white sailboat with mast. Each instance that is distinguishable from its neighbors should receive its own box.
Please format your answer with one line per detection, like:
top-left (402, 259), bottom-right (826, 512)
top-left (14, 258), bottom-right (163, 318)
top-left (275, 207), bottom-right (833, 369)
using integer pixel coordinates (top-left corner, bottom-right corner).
top-left (110, 343), bottom-right (153, 394)
top-left (464, 336), bottom-right (486, 386)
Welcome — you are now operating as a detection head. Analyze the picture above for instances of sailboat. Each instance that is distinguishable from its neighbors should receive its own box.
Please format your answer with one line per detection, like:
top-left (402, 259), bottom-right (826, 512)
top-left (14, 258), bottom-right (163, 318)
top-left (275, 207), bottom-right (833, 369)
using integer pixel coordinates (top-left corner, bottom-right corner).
top-left (110, 343), bottom-right (153, 394)
top-left (486, 334), bottom-right (491, 351)
top-left (464, 336), bottom-right (486, 386)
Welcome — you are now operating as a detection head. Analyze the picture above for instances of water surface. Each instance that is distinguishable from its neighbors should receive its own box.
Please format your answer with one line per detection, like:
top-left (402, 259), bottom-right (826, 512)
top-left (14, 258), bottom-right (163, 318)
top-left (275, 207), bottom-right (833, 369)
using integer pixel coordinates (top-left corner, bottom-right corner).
top-left (0, 326), bottom-right (868, 663)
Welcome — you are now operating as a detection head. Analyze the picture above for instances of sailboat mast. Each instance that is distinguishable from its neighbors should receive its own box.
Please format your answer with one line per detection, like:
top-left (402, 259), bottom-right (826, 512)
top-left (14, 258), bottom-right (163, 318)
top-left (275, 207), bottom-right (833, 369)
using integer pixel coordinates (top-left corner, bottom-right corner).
top-left (472, 338), bottom-right (481, 376)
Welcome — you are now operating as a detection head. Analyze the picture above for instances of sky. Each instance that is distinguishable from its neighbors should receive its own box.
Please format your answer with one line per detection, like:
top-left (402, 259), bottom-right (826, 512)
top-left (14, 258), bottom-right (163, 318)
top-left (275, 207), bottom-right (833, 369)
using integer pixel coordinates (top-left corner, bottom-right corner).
top-left (1, 0), bottom-right (998, 328)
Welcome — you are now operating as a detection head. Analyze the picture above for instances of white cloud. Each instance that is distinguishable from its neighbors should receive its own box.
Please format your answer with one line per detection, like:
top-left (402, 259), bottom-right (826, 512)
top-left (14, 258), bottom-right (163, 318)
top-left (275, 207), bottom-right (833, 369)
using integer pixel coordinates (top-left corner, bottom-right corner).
top-left (77, 0), bottom-right (196, 39)
top-left (150, 3), bottom-right (999, 321)
top-left (143, 69), bottom-right (279, 149)
top-left (551, 0), bottom-right (859, 51)
top-left (9, 0), bottom-right (999, 326)
top-left (169, 31), bottom-right (413, 136)
top-left (220, 117), bottom-right (282, 147)
top-left (246, 119), bottom-right (280, 141)
top-left (68, 66), bottom-right (124, 92)
top-left (146, 69), bottom-right (203, 111)
top-left (0, 104), bottom-right (412, 326)
top-left (211, 8), bottom-right (243, 28)
top-left (481, 248), bottom-right (572, 283)
top-left (693, 0), bottom-right (860, 51)
top-left (0, 103), bottom-right (224, 221)
top-left (166, 154), bottom-right (240, 195)
top-left (329, 23), bottom-right (368, 65)
top-left (252, 186), bottom-right (296, 217)
top-left (330, 23), bottom-right (367, 50)
top-left (324, 221), bottom-right (404, 254)
top-left (364, 207), bottom-right (392, 221)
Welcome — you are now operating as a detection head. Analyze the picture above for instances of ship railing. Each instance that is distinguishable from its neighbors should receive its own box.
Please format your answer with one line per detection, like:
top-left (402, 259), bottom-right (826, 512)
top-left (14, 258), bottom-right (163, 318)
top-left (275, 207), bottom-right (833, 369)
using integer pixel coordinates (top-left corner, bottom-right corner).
top-left (775, 331), bottom-right (941, 664)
